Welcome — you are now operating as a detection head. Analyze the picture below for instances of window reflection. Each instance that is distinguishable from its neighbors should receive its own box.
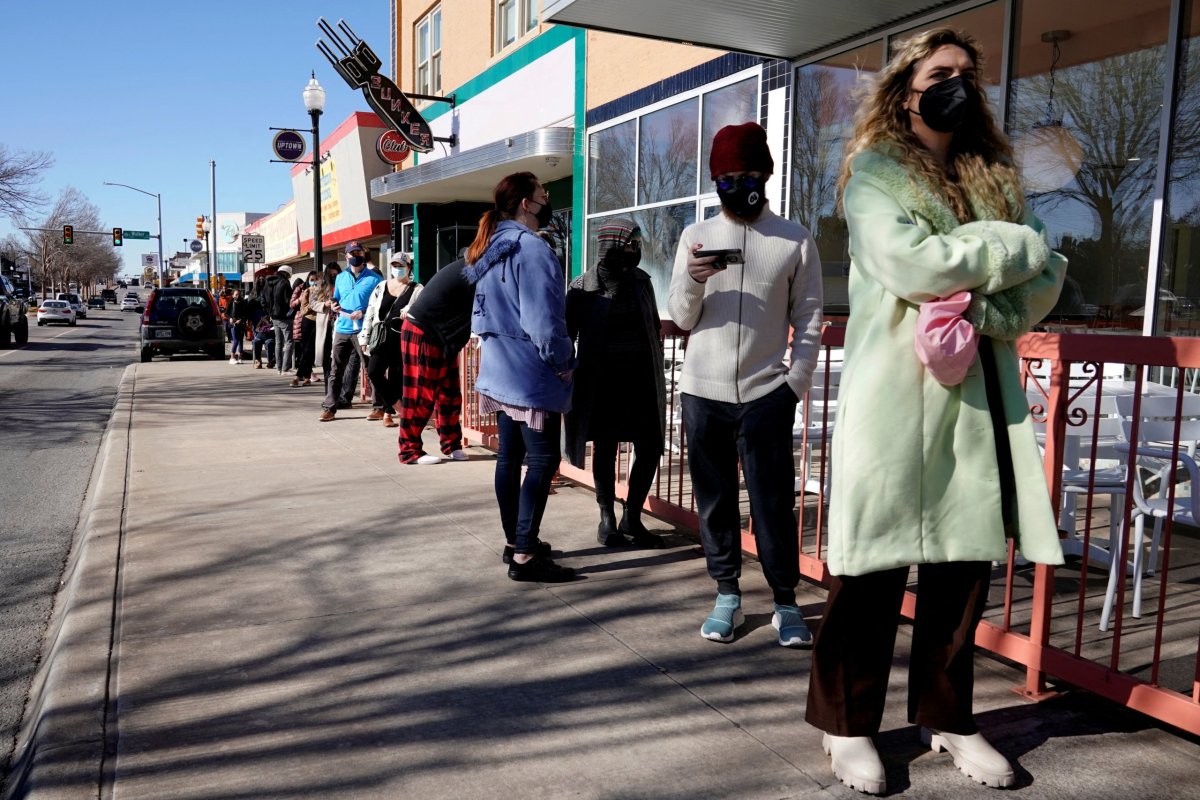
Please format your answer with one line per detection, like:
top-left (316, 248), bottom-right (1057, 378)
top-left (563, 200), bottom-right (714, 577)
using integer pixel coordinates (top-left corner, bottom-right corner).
top-left (1009, 0), bottom-right (1170, 330)
top-left (588, 119), bottom-right (636, 214)
top-left (638, 98), bottom-right (698, 205)
top-left (1160, 5), bottom-right (1200, 334)
top-left (790, 42), bottom-right (884, 314)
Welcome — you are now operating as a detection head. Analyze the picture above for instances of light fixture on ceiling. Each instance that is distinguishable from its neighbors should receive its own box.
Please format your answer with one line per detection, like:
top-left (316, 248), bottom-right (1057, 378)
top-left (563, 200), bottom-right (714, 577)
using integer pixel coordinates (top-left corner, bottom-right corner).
top-left (1018, 29), bottom-right (1084, 193)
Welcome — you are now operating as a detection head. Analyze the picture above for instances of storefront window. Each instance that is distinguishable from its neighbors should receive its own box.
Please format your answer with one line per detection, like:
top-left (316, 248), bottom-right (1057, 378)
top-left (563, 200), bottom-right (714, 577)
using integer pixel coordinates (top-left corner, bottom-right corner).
top-left (1159, 5), bottom-right (1200, 335)
top-left (638, 98), bottom-right (699, 205)
top-left (587, 71), bottom-right (760, 311)
top-left (791, 42), bottom-right (884, 314)
top-left (700, 78), bottom-right (758, 192)
top-left (1009, 0), bottom-right (1171, 330)
top-left (588, 119), bottom-right (636, 213)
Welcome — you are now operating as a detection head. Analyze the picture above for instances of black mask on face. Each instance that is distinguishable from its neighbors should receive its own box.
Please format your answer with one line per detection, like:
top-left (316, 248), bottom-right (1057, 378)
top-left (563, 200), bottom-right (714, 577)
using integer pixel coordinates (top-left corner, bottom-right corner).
top-left (602, 248), bottom-right (641, 274)
top-left (716, 174), bottom-right (767, 219)
top-left (911, 74), bottom-right (979, 133)
top-left (528, 197), bottom-right (554, 229)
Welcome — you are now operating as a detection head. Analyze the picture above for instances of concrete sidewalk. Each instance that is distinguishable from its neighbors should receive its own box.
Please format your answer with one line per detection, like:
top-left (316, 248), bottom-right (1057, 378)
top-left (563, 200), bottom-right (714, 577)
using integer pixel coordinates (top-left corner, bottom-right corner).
top-left (7, 358), bottom-right (1200, 799)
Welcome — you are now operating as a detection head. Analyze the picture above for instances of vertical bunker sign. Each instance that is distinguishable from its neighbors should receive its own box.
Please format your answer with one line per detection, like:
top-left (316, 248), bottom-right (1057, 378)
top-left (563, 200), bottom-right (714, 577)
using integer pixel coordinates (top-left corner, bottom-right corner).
top-left (316, 18), bottom-right (434, 153)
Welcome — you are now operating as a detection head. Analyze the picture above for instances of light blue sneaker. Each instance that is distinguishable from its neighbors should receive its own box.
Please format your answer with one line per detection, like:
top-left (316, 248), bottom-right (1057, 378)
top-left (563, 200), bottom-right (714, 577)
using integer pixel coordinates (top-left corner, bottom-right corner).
top-left (700, 593), bottom-right (744, 642)
top-left (772, 604), bottom-right (813, 647)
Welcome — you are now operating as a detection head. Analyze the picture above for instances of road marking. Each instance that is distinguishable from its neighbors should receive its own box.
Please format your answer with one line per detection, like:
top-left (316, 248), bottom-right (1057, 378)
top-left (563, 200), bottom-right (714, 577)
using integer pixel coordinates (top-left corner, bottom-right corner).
top-left (0, 325), bottom-right (80, 357)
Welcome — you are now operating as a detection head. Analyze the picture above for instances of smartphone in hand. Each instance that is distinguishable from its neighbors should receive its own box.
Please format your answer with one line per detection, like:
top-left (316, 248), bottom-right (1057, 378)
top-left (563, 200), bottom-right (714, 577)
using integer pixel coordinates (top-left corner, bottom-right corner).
top-left (693, 248), bottom-right (743, 269)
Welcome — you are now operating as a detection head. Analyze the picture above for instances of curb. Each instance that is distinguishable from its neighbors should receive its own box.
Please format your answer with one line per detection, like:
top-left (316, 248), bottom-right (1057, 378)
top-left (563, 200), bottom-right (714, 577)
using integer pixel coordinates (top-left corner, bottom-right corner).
top-left (3, 365), bottom-right (135, 800)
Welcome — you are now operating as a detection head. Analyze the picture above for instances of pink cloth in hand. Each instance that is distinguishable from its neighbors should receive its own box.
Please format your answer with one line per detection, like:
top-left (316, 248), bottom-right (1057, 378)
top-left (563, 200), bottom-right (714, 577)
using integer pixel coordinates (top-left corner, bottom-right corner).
top-left (914, 291), bottom-right (977, 385)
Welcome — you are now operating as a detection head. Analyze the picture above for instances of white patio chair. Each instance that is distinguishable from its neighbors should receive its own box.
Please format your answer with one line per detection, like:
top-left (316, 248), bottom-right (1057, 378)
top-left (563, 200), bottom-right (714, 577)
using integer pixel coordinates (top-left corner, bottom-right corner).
top-left (1101, 394), bottom-right (1200, 631)
top-left (1028, 390), bottom-right (1127, 566)
top-left (794, 359), bottom-right (840, 496)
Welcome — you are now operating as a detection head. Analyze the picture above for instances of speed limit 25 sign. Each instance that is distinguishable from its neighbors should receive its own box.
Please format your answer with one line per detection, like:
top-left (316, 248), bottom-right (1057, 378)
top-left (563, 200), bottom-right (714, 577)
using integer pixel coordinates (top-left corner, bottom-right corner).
top-left (241, 234), bottom-right (266, 264)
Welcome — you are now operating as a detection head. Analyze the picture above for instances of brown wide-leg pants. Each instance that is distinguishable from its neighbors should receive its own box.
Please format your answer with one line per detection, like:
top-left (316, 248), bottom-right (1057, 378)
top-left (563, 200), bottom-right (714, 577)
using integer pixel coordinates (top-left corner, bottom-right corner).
top-left (805, 560), bottom-right (992, 737)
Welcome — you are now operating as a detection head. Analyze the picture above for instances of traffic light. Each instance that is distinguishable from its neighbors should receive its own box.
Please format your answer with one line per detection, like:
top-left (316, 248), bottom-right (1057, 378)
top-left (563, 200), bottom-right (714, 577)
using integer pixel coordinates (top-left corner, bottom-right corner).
top-left (195, 216), bottom-right (206, 241)
top-left (112, 227), bottom-right (123, 247)
top-left (63, 225), bottom-right (74, 245)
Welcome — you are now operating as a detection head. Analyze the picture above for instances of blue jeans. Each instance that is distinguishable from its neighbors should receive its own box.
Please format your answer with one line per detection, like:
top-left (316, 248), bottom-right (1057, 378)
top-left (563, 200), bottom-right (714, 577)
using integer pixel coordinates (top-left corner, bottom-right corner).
top-left (495, 410), bottom-right (561, 554)
top-left (228, 321), bottom-right (244, 357)
top-left (252, 331), bottom-right (274, 364)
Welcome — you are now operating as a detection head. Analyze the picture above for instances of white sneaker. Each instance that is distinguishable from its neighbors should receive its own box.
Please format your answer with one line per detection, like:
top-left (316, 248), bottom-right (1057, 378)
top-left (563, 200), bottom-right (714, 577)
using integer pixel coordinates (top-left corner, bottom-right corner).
top-left (448, 450), bottom-right (468, 461)
top-left (921, 728), bottom-right (1014, 788)
top-left (228, 356), bottom-right (237, 365)
top-left (822, 733), bottom-right (886, 795)
top-left (415, 454), bottom-right (442, 465)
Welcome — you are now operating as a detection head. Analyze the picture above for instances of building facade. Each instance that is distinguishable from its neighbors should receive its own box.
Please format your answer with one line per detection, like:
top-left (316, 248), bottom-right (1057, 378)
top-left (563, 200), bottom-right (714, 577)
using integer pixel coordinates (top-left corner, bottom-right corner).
top-left (545, 0), bottom-right (1200, 337)
top-left (372, 1), bottom-right (582, 279)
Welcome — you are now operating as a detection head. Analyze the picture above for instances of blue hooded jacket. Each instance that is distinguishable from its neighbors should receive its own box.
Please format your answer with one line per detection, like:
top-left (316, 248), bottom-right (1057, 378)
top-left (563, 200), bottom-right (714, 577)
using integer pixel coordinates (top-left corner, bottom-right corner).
top-left (464, 220), bottom-right (573, 413)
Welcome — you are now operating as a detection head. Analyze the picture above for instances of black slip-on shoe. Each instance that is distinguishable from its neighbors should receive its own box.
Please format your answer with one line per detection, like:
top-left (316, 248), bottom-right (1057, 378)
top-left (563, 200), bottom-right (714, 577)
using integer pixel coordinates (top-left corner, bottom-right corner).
top-left (507, 554), bottom-right (575, 582)
top-left (502, 541), bottom-right (552, 564)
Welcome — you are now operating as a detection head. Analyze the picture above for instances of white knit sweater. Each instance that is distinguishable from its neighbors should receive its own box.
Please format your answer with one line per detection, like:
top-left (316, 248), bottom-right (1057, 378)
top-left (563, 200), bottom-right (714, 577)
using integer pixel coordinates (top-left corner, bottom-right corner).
top-left (668, 207), bottom-right (824, 404)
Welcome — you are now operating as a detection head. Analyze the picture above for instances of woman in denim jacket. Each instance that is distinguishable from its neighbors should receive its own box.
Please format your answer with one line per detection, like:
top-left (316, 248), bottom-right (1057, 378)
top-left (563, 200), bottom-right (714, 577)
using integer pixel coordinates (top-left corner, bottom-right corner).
top-left (464, 171), bottom-right (576, 583)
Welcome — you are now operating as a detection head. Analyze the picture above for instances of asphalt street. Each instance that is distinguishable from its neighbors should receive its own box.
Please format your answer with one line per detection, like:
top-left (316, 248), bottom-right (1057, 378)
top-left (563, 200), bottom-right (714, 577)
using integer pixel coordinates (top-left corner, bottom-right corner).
top-left (0, 299), bottom-right (142, 784)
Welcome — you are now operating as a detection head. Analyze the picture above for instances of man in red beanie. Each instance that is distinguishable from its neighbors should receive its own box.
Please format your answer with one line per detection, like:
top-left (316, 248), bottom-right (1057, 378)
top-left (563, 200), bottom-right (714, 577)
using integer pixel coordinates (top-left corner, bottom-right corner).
top-left (668, 121), bottom-right (824, 647)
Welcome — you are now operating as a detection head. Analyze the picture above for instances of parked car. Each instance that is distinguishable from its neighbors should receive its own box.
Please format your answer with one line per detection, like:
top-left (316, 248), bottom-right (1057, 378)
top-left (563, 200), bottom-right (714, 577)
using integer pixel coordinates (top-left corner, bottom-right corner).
top-left (138, 287), bottom-right (224, 362)
top-left (101, 289), bottom-right (118, 304)
top-left (37, 300), bottom-right (76, 326)
top-left (121, 296), bottom-right (143, 313)
top-left (56, 292), bottom-right (86, 319)
top-left (0, 275), bottom-right (29, 346)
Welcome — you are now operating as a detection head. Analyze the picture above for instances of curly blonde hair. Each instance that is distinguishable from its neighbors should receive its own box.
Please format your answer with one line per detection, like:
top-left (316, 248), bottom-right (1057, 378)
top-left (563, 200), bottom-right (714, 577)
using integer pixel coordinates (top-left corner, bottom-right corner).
top-left (839, 27), bottom-right (1024, 223)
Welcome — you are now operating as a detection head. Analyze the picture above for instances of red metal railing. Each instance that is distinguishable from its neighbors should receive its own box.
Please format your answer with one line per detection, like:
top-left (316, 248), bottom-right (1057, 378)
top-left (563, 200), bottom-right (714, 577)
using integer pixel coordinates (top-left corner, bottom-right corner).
top-left (459, 326), bottom-right (1200, 736)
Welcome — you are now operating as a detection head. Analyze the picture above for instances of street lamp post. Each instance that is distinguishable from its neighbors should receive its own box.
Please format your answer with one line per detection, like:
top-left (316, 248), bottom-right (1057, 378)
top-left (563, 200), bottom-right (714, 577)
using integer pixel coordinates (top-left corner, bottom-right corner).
top-left (303, 72), bottom-right (326, 279)
top-left (103, 181), bottom-right (164, 287)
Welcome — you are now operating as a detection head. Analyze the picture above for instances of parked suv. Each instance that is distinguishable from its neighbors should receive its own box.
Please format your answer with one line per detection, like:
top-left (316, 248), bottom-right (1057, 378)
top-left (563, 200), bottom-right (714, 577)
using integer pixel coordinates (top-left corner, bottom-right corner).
top-left (0, 275), bottom-right (29, 347)
top-left (138, 287), bottom-right (224, 362)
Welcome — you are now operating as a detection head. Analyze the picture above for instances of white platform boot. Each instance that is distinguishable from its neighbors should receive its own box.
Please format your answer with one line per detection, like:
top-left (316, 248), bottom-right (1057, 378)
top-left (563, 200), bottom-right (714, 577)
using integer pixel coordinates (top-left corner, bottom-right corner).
top-left (822, 733), bottom-right (886, 795)
top-left (921, 728), bottom-right (1015, 788)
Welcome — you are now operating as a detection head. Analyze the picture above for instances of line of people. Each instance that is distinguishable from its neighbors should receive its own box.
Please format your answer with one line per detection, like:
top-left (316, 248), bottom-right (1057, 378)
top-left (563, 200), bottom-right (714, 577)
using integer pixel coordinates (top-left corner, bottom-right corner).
top-left (455, 26), bottom-right (1068, 797)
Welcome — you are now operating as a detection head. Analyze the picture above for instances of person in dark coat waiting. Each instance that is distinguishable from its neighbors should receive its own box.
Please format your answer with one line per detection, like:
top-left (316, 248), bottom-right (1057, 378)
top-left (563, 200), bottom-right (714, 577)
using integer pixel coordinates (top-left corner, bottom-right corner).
top-left (566, 219), bottom-right (666, 549)
top-left (264, 264), bottom-right (295, 376)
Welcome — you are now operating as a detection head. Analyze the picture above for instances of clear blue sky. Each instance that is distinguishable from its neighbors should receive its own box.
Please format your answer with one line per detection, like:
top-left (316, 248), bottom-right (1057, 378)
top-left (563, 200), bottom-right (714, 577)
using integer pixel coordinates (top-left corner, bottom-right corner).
top-left (1, 0), bottom-right (390, 278)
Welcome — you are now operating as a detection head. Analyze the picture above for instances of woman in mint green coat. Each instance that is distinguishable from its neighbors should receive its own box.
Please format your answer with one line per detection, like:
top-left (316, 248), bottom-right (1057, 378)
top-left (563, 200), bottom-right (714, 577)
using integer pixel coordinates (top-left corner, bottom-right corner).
top-left (805, 28), bottom-right (1067, 796)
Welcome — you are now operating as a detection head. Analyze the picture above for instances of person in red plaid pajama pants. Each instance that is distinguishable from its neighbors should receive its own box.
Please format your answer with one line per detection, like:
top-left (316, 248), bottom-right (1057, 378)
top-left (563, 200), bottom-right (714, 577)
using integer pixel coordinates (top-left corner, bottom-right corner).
top-left (396, 256), bottom-right (475, 465)
top-left (398, 318), bottom-right (463, 463)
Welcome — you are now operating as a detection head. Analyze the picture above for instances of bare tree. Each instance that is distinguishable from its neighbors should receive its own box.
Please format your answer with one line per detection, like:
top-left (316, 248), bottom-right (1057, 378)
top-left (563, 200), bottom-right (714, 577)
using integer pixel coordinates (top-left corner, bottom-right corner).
top-left (18, 187), bottom-right (119, 296)
top-left (790, 66), bottom-right (852, 241)
top-left (0, 144), bottom-right (54, 221)
top-left (1010, 49), bottom-right (1168, 305)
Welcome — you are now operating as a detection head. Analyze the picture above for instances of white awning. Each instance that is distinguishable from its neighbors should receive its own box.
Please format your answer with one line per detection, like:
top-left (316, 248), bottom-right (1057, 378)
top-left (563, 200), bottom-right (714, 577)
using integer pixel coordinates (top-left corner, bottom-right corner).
top-left (370, 127), bottom-right (575, 205)
top-left (544, 0), bottom-right (956, 60)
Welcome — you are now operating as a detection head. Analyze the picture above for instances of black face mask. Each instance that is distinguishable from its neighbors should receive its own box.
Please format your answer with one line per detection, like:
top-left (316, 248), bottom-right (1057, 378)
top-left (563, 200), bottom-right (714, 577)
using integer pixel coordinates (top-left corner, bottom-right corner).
top-left (716, 174), bottom-right (767, 219)
top-left (528, 197), bottom-right (554, 229)
top-left (602, 248), bottom-right (641, 274)
top-left (911, 75), bottom-right (979, 134)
